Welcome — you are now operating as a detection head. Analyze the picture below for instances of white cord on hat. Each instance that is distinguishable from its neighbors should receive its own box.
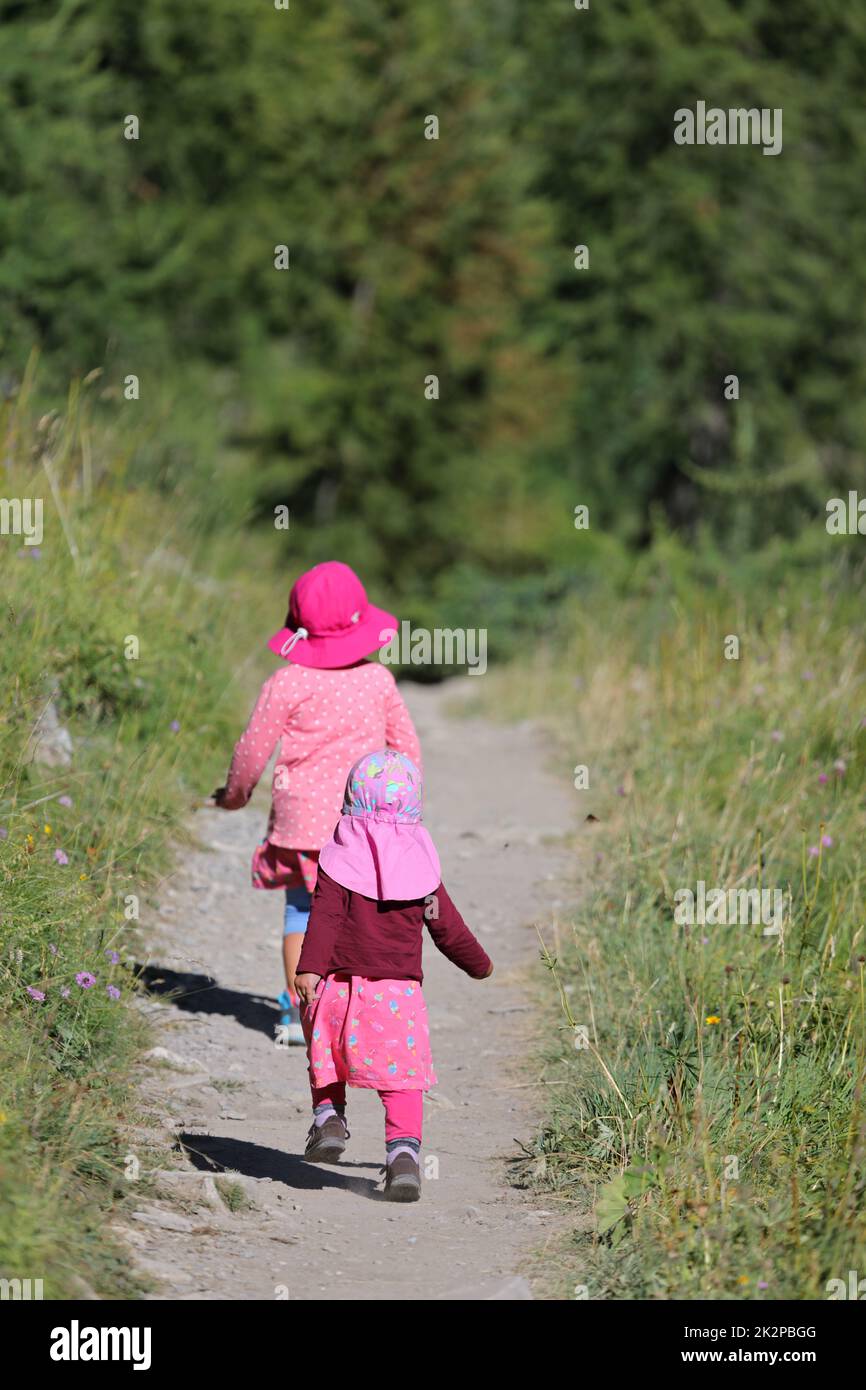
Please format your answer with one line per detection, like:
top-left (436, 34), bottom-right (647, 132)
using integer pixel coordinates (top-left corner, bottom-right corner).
top-left (280, 626), bottom-right (309, 657)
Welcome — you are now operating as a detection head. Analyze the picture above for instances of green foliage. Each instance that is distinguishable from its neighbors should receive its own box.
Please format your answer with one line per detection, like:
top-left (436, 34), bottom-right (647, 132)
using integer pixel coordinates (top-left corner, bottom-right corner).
top-left (0, 385), bottom-right (276, 1296)
top-left (4, 1), bottom-right (864, 609)
top-left (516, 0), bottom-right (866, 546)
top-left (0, 1), bottom-right (572, 607)
top-left (480, 552), bottom-right (866, 1298)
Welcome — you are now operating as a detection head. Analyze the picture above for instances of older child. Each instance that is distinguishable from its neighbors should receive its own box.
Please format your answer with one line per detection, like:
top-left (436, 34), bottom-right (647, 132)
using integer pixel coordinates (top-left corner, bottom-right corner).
top-left (213, 562), bottom-right (421, 1042)
top-left (294, 750), bottom-right (493, 1201)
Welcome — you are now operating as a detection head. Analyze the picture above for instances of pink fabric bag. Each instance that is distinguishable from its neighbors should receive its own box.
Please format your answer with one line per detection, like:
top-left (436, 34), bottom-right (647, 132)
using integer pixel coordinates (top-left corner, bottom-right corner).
top-left (318, 750), bottom-right (440, 901)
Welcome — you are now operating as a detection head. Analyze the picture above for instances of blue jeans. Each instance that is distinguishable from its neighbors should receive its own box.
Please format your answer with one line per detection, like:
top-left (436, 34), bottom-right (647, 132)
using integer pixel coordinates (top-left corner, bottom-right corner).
top-left (283, 885), bottom-right (312, 937)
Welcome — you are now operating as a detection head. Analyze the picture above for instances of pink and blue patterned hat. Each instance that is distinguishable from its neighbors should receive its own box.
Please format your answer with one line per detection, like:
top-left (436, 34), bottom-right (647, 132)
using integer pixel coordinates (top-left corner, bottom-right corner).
top-left (319, 750), bottom-right (440, 901)
top-left (342, 750), bottom-right (423, 823)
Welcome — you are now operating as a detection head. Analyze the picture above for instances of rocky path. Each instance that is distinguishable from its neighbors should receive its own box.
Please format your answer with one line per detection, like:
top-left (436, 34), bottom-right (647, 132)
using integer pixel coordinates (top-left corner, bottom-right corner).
top-left (124, 681), bottom-right (572, 1300)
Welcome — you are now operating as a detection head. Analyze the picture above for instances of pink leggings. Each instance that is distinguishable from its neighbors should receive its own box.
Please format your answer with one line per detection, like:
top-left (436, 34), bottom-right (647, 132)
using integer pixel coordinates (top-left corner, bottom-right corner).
top-left (312, 1082), bottom-right (422, 1142)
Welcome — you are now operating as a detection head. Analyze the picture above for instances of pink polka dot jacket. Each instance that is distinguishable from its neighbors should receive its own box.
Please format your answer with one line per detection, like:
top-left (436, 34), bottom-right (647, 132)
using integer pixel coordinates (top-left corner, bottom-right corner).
top-left (220, 661), bottom-right (422, 856)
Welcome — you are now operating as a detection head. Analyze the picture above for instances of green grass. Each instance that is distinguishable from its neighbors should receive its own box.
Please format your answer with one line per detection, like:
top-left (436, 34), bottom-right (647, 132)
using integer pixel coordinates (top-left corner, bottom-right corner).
top-left (0, 367), bottom-right (279, 1297)
top-left (215, 1178), bottom-right (255, 1214)
top-left (479, 544), bottom-right (866, 1299)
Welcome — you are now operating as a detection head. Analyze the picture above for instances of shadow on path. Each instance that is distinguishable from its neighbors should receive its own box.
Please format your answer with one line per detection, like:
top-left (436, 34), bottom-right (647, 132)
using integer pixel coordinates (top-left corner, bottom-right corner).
top-left (136, 962), bottom-right (277, 1037)
top-left (179, 1132), bottom-right (382, 1199)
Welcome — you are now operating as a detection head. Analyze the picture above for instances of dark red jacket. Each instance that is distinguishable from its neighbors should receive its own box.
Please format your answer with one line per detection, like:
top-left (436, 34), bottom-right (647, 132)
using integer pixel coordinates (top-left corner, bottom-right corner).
top-left (296, 867), bottom-right (491, 984)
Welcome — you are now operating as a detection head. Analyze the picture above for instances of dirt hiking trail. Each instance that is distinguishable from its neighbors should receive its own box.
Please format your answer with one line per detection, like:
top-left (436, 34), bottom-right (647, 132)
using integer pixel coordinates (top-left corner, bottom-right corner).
top-left (127, 681), bottom-right (573, 1300)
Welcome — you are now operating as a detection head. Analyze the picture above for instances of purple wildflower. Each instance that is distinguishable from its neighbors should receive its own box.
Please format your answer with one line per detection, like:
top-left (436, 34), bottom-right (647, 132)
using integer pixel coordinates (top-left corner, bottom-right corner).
top-left (821, 834), bottom-right (833, 848)
top-left (60, 986), bottom-right (70, 999)
top-left (76, 971), bottom-right (96, 989)
top-left (58, 795), bottom-right (73, 808)
top-left (106, 985), bottom-right (121, 1000)
top-left (105, 949), bottom-right (120, 964)
top-left (169, 720), bottom-right (181, 733)
top-left (26, 986), bottom-right (46, 1002)
top-left (808, 846), bottom-right (819, 858)
top-left (770, 730), bottom-right (783, 743)
top-left (54, 848), bottom-right (69, 865)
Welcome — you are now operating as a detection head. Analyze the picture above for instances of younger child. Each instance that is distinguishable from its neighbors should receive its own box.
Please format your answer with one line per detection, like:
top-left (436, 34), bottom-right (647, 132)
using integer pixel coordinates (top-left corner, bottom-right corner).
top-left (294, 749), bottom-right (493, 1201)
top-left (213, 561), bottom-right (421, 1042)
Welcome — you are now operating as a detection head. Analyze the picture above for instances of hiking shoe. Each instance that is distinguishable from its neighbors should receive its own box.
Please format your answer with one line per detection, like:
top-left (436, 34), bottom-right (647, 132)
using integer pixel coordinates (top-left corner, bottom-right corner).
top-left (276, 990), bottom-right (305, 1046)
top-left (304, 1114), bottom-right (349, 1164)
top-left (383, 1151), bottom-right (421, 1202)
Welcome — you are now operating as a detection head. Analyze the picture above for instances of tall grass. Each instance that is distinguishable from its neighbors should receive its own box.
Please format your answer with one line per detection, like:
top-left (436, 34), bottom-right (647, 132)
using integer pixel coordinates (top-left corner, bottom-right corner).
top-left (0, 364), bottom-right (278, 1296)
top-left (481, 545), bottom-right (866, 1299)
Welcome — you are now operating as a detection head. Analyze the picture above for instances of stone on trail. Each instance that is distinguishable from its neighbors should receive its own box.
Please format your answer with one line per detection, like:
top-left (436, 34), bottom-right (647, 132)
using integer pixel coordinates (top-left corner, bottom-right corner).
top-left (132, 1206), bottom-right (197, 1233)
top-left (424, 1090), bottom-right (455, 1108)
top-left (433, 1274), bottom-right (534, 1300)
top-left (28, 689), bottom-right (74, 767)
top-left (143, 1046), bottom-right (207, 1072)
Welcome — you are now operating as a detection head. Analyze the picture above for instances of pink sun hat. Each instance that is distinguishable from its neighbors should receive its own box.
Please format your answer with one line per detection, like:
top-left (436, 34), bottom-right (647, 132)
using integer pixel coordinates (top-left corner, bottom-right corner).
top-left (267, 561), bottom-right (398, 669)
top-left (319, 750), bottom-right (441, 902)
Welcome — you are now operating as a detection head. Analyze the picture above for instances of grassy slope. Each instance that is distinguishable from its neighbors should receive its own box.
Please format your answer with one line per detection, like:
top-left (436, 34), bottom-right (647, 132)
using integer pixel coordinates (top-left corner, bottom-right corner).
top-left (476, 543), bottom-right (866, 1299)
top-left (0, 381), bottom-right (278, 1296)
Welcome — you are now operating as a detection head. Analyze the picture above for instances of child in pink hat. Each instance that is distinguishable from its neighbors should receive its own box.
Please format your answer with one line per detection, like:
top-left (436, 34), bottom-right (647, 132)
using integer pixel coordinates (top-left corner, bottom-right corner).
top-left (294, 750), bottom-right (493, 1201)
top-left (213, 563), bottom-right (421, 1043)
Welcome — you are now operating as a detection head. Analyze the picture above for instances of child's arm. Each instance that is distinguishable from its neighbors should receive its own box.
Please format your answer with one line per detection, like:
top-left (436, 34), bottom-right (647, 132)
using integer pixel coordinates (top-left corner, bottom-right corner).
top-left (425, 882), bottom-right (493, 978)
top-left (215, 671), bottom-right (293, 810)
top-left (296, 869), bottom-right (347, 980)
top-left (383, 673), bottom-right (423, 770)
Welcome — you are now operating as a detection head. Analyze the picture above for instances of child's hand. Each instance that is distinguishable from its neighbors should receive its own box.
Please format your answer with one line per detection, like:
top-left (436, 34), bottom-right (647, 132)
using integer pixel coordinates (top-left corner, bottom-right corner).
top-left (295, 973), bottom-right (322, 1009)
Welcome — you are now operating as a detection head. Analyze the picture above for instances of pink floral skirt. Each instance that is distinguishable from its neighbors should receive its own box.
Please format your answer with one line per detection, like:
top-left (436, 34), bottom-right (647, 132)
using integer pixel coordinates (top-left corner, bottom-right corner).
top-left (251, 840), bottom-right (319, 892)
top-left (301, 973), bottom-right (436, 1091)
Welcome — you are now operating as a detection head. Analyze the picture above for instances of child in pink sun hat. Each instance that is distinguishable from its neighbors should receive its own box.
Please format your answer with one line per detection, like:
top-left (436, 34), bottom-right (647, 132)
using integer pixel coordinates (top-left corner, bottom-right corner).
top-left (294, 749), bottom-right (493, 1202)
top-left (213, 562), bottom-right (421, 1044)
